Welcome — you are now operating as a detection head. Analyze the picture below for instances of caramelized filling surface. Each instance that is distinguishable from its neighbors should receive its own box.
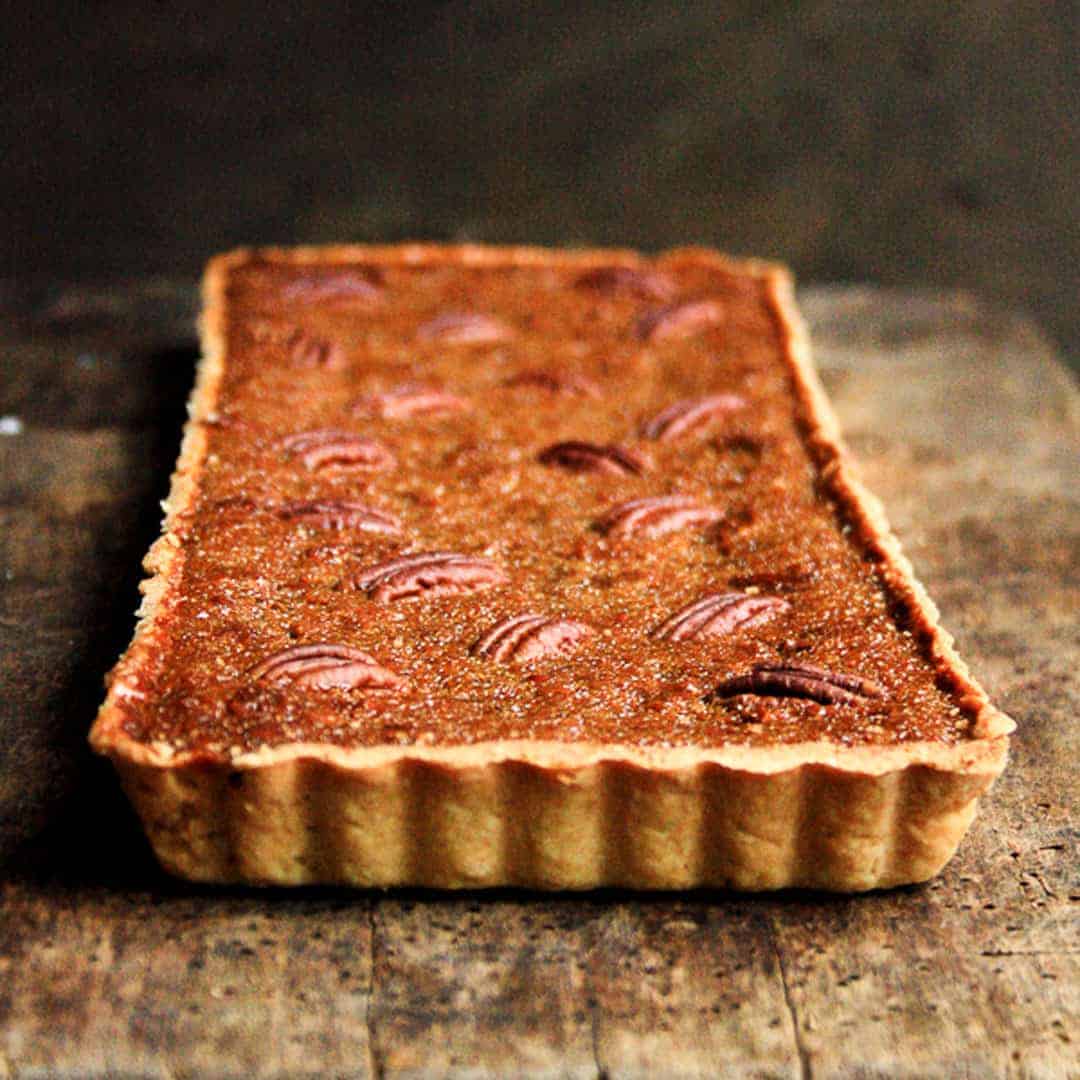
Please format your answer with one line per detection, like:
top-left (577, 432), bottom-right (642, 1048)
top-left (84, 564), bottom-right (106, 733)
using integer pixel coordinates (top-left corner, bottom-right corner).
top-left (113, 252), bottom-right (972, 755)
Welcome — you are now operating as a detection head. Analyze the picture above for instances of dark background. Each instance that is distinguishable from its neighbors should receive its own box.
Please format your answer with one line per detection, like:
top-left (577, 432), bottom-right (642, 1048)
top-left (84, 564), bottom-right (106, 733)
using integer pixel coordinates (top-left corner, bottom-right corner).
top-left (5, 1), bottom-right (1077, 365)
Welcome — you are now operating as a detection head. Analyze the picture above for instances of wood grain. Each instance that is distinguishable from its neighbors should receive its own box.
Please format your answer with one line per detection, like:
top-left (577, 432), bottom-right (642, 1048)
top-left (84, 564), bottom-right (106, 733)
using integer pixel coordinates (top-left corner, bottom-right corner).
top-left (0, 282), bottom-right (1075, 1078)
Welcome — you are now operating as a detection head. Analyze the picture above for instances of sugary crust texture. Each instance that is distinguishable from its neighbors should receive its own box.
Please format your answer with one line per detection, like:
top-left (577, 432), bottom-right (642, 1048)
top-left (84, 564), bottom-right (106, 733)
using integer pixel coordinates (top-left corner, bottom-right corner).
top-left (91, 244), bottom-right (1012, 891)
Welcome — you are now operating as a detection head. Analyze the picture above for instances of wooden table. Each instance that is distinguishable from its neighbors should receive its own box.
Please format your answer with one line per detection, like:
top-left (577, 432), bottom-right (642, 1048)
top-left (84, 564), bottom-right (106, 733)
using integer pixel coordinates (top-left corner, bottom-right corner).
top-left (0, 281), bottom-right (1075, 1078)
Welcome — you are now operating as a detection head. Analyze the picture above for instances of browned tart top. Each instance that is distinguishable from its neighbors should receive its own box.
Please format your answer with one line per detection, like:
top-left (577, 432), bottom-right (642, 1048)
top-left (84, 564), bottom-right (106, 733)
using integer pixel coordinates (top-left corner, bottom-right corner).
top-left (106, 248), bottom-right (980, 758)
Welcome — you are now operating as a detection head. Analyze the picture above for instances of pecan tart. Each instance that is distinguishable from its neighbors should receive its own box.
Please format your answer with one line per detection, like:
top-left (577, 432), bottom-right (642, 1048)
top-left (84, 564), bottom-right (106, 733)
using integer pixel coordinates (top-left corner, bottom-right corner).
top-left (89, 245), bottom-right (1013, 891)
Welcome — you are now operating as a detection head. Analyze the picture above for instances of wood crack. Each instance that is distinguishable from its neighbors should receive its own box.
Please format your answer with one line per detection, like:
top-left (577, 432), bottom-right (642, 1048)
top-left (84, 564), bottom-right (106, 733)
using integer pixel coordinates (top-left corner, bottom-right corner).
top-left (589, 1001), bottom-right (606, 1080)
top-left (586, 913), bottom-right (611, 1080)
top-left (1025, 870), bottom-right (1058, 899)
top-left (366, 901), bottom-right (384, 1080)
top-left (978, 949), bottom-right (1078, 958)
top-left (773, 935), bottom-right (812, 1080)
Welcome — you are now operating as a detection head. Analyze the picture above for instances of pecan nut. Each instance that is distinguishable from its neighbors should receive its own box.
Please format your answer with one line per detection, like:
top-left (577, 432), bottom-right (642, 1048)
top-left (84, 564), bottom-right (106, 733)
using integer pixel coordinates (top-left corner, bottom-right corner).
top-left (275, 501), bottom-right (402, 534)
top-left (286, 329), bottom-right (346, 369)
top-left (281, 269), bottom-right (383, 304)
top-left (416, 311), bottom-right (512, 345)
top-left (538, 440), bottom-right (649, 476)
top-left (355, 551), bottom-right (507, 602)
top-left (351, 385), bottom-right (469, 419)
top-left (709, 663), bottom-right (884, 706)
top-left (574, 265), bottom-right (675, 300)
top-left (653, 592), bottom-right (790, 641)
top-left (641, 394), bottom-right (746, 442)
top-left (471, 613), bottom-right (594, 663)
top-left (249, 644), bottom-right (402, 691)
top-left (597, 495), bottom-right (724, 538)
top-left (277, 429), bottom-right (395, 471)
top-left (503, 370), bottom-right (600, 397)
top-left (635, 299), bottom-right (726, 342)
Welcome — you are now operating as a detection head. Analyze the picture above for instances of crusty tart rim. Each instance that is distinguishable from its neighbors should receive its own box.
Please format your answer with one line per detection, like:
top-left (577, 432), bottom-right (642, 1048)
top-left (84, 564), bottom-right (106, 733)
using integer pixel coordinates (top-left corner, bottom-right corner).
top-left (88, 244), bottom-right (1012, 890)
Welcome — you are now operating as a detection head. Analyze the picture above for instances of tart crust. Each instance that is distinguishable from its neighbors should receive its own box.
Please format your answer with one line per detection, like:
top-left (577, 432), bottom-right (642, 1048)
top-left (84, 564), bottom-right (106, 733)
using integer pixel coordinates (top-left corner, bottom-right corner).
top-left (90, 244), bottom-right (1013, 891)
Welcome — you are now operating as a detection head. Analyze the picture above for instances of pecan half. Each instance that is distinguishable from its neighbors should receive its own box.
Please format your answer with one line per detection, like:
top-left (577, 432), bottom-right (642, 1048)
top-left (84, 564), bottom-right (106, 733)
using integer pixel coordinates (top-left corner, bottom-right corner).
top-left (574, 265), bottom-right (675, 300)
top-left (635, 299), bottom-right (726, 342)
top-left (275, 500), bottom-right (402, 534)
top-left (503, 370), bottom-right (601, 397)
top-left (416, 311), bottom-right (512, 345)
top-left (471, 612), bottom-right (594, 663)
top-left (709, 663), bottom-right (884, 706)
top-left (278, 429), bottom-right (395, 471)
top-left (355, 551), bottom-right (507, 602)
top-left (281, 269), bottom-right (383, 304)
top-left (352, 385), bottom-right (469, 419)
top-left (641, 394), bottom-right (746, 441)
top-left (597, 495), bottom-right (724, 538)
top-left (652, 592), bottom-right (791, 641)
top-left (538, 440), bottom-right (649, 476)
top-left (286, 329), bottom-right (346, 369)
top-left (249, 643), bottom-right (402, 691)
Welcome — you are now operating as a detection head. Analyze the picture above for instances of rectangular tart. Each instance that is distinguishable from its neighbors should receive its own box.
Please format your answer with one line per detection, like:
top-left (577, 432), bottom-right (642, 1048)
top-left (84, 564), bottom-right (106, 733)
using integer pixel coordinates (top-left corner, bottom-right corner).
top-left (90, 244), bottom-right (1013, 891)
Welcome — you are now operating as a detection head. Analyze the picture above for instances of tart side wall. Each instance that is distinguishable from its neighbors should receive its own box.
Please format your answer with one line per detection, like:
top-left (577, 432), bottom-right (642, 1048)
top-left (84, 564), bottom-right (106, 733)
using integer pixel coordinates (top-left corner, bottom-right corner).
top-left (114, 748), bottom-right (1005, 891)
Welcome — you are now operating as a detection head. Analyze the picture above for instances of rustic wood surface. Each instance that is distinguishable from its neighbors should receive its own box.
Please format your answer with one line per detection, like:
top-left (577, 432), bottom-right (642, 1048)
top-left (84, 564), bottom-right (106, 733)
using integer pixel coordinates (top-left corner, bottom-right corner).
top-left (0, 281), bottom-right (1075, 1078)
